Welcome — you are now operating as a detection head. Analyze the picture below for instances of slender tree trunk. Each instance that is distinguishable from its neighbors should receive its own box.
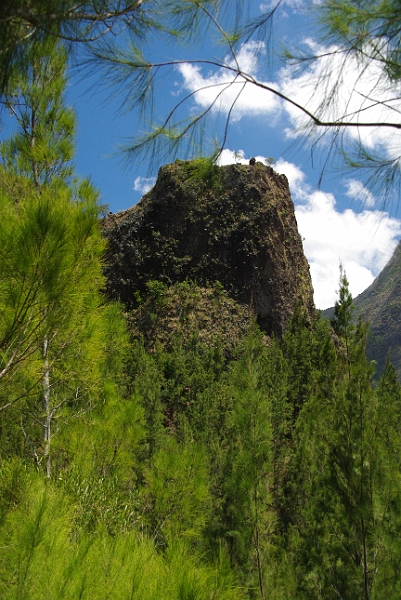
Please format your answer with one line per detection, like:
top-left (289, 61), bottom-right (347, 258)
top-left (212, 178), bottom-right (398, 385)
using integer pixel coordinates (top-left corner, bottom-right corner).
top-left (30, 61), bottom-right (40, 187)
top-left (42, 334), bottom-right (51, 479)
top-left (361, 517), bottom-right (369, 600)
top-left (254, 509), bottom-right (265, 599)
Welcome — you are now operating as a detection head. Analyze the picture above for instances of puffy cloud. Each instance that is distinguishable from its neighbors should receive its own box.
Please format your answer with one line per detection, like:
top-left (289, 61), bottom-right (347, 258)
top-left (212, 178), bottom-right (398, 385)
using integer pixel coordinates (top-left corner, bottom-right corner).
top-left (345, 179), bottom-right (376, 208)
top-left (177, 42), bottom-right (281, 122)
top-left (219, 151), bottom-right (401, 309)
top-left (275, 162), bottom-right (401, 308)
top-left (217, 149), bottom-right (270, 165)
top-left (274, 158), bottom-right (306, 196)
top-left (176, 36), bottom-right (401, 165)
top-left (217, 149), bottom-right (248, 165)
top-left (278, 39), bottom-right (401, 160)
top-left (133, 176), bottom-right (156, 194)
top-left (294, 190), bottom-right (401, 308)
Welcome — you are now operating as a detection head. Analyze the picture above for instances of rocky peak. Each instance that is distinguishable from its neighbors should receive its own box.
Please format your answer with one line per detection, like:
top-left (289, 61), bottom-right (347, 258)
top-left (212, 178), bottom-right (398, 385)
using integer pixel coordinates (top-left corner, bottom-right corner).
top-left (103, 159), bottom-right (315, 337)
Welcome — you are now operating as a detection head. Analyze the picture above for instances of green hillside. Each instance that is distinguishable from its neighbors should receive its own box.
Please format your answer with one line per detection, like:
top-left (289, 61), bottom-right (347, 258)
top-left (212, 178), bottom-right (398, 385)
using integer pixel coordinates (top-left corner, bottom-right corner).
top-left (323, 242), bottom-right (401, 380)
top-left (3, 267), bottom-right (401, 598)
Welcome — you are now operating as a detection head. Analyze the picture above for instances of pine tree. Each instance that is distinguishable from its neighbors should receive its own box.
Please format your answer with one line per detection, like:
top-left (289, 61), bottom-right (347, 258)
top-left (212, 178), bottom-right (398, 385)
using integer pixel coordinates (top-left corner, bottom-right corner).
top-left (371, 357), bottom-right (401, 596)
top-left (0, 40), bottom-right (107, 479)
top-left (1, 38), bottom-right (75, 187)
top-left (221, 326), bottom-right (275, 598)
top-left (331, 263), bottom-right (355, 362)
top-left (290, 270), bottom-right (401, 599)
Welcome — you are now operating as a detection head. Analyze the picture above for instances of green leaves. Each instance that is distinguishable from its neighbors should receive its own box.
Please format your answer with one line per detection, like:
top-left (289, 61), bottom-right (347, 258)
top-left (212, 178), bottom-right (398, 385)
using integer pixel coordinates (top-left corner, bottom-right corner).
top-left (0, 468), bottom-right (242, 600)
top-left (289, 288), bottom-right (401, 599)
top-left (1, 40), bottom-right (75, 187)
top-left (144, 437), bottom-right (211, 542)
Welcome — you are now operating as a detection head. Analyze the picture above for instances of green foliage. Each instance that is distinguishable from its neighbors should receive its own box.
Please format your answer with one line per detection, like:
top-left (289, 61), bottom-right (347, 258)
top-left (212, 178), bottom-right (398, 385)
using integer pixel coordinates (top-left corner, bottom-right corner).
top-left (0, 178), bottom-right (104, 403)
top-left (143, 436), bottom-right (211, 543)
top-left (219, 327), bottom-right (275, 595)
top-left (1, 264), bottom-right (401, 598)
top-left (61, 389), bottom-right (145, 534)
top-left (0, 467), bottom-right (243, 600)
top-left (145, 279), bottom-right (169, 309)
top-left (282, 302), bottom-right (318, 420)
top-left (1, 40), bottom-right (74, 187)
top-left (181, 155), bottom-right (222, 191)
top-left (0, 0), bottom-right (154, 98)
top-left (0, 475), bottom-right (76, 600)
top-left (0, 458), bottom-right (29, 525)
top-left (331, 264), bottom-right (355, 342)
top-left (126, 338), bottom-right (166, 454)
top-left (1, 32), bottom-right (401, 588)
top-left (288, 295), bottom-right (401, 599)
top-left (320, 0), bottom-right (401, 82)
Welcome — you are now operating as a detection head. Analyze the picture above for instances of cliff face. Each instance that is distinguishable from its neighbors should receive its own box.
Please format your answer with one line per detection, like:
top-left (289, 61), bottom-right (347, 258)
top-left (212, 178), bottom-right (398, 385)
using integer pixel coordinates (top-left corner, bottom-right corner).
top-left (103, 160), bottom-right (315, 338)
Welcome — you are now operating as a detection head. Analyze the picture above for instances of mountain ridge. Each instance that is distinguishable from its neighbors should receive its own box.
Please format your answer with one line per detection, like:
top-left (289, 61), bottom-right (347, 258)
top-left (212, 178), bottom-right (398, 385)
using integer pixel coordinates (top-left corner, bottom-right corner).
top-left (353, 241), bottom-right (401, 378)
top-left (323, 241), bottom-right (401, 379)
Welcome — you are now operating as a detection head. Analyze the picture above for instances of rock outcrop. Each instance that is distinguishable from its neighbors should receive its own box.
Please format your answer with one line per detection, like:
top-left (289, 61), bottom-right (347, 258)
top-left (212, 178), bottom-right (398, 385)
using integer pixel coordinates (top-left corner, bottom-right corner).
top-left (103, 159), bottom-right (315, 337)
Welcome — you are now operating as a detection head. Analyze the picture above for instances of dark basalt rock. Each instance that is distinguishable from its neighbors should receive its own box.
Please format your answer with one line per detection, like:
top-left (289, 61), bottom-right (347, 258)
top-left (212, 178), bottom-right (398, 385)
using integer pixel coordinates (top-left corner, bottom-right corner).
top-left (103, 160), bottom-right (315, 338)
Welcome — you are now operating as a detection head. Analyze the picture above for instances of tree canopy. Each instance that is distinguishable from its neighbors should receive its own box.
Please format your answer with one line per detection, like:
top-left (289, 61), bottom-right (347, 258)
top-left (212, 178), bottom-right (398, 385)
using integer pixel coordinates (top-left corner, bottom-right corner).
top-left (0, 0), bottom-right (151, 95)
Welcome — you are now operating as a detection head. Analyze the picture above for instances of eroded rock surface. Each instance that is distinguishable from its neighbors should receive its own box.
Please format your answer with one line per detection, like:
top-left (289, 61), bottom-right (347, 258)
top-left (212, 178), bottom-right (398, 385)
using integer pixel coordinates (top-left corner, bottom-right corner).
top-left (103, 160), bottom-right (315, 337)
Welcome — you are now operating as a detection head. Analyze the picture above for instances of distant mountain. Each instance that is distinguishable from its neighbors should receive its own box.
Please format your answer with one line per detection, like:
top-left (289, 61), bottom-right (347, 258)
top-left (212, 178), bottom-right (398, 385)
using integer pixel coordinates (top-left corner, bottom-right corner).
top-left (324, 242), bottom-right (401, 379)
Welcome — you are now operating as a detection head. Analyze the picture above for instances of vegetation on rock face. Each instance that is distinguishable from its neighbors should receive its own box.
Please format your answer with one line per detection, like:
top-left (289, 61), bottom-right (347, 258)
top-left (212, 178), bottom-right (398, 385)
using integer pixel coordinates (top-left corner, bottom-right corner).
top-left (127, 280), bottom-right (251, 357)
top-left (103, 159), bottom-right (315, 338)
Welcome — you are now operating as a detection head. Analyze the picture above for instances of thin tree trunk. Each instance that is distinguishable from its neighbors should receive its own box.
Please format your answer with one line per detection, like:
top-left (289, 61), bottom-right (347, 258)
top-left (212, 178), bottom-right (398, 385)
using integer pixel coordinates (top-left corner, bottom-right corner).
top-left (30, 60), bottom-right (40, 187)
top-left (42, 334), bottom-right (51, 479)
top-left (254, 517), bottom-right (265, 599)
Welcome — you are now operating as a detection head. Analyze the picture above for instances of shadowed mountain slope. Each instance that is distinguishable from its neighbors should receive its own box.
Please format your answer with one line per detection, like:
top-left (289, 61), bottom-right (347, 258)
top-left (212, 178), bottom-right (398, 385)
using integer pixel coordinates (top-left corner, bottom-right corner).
top-left (323, 242), bottom-right (401, 379)
top-left (353, 242), bottom-right (401, 378)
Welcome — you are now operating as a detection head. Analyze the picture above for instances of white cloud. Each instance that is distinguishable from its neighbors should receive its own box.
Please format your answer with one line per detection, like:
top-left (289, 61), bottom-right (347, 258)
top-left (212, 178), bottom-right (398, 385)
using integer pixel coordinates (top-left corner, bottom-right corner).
top-left (294, 190), bottom-right (401, 308)
top-left (133, 176), bottom-right (156, 194)
top-left (260, 0), bottom-right (304, 13)
top-left (345, 179), bottom-right (376, 208)
top-left (278, 39), bottom-right (401, 160)
top-left (273, 167), bottom-right (401, 308)
top-left (219, 152), bottom-right (401, 309)
top-left (217, 149), bottom-right (248, 165)
top-left (177, 37), bottom-right (401, 166)
top-left (177, 42), bottom-right (281, 122)
top-left (217, 149), bottom-right (271, 165)
top-left (274, 158), bottom-right (306, 196)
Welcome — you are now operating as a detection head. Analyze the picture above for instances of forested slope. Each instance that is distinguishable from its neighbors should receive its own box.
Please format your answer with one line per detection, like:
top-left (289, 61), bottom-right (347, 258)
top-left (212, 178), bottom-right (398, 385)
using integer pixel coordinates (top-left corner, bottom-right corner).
top-left (2, 269), bottom-right (401, 599)
top-left (353, 241), bottom-right (401, 379)
top-left (323, 242), bottom-right (401, 380)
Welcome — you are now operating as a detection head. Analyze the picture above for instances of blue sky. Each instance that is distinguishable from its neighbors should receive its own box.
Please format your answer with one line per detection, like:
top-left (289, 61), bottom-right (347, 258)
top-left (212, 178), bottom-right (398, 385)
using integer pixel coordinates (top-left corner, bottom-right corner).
top-left (63, 1), bottom-right (401, 308)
